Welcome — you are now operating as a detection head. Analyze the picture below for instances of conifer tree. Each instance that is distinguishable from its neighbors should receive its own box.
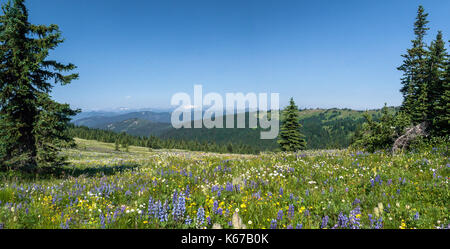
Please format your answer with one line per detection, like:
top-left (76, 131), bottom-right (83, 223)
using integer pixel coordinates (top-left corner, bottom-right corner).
top-left (227, 143), bottom-right (233, 153)
top-left (115, 140), bottom-right (120, 151)
top-left (398, 5), bottom-right (430, 124)
top-left (277, 98), bottom-right (306, 152)
top-left (0, 0), bottom-right (79, 172)
top-left (426, 32), bottom-right (448, 136)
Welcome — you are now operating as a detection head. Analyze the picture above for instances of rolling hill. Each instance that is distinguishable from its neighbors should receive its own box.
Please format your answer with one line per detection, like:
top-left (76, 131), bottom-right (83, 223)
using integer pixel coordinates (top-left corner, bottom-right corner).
top-left (71, 108), bottom-right (393, 150)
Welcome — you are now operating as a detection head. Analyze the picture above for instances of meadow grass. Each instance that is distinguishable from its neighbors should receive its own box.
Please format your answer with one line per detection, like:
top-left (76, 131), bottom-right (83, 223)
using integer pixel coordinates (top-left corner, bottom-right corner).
top-left (0, 138), bottom-right (448, 229)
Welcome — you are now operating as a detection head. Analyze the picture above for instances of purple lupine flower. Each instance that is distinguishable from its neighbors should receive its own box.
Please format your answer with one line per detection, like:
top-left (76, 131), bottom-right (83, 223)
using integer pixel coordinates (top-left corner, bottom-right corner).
top-left (296, 224), bottom-right (303, 229)
top-left (147, 197), bottom-right (154, 215)
top-left (150, 200), bottom-right (160, 218)
top-left (349, 207), bottom-right (361, 229)
top-left (375, 175), bottom-right (382, 185)
top-left (369, 214), bottom-right (383, 229)
top-left (414, 212), bottom-right (420, 220)
top-left (197, 207), bottom-right (205, 225)
top-left (185, 215), bottom-right (192, 225)
top-left (277, 210), bottom-right (283, 221)
top-left (304, 209), bottom-right (310, 217)
top-left (185, 185), bottom-right (190, 199)
top-left (100, 213), bottom-right (106, 229)
top-left (172, 190), bottom-right (178, 205)
top-left (270, 219), bottom-right (277, 229)
top-left (288, 204), bottom-right (295, 219)
top-left (158, 201), bottom-right (168, 222)
top-left (305, 189), bottom-right (309, 196)
top-left (287, 225), bottom-right (293, 229)
top-left (374, 218), bottom-right (383, 229)
top-left (213, 200), bottom-right (219, 214)
top-left (321, 216), bottom-right (329, 229)
top-left (279, 187), bottom-right (283, 196)
top-left (172, 193), bottom-right (186, 222)
top-left (337, 212), bottom-right (349, 228)
top-left (226, 182), bottom-right (233, 192)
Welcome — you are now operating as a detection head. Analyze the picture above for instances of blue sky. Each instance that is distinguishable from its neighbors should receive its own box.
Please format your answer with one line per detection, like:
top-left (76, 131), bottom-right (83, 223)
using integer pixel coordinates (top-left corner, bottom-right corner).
top-left (5, 0), bottom-right (450, 111)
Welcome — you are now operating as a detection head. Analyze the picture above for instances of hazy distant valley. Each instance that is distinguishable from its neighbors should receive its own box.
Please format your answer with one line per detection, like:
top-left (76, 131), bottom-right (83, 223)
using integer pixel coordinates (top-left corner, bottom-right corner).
top-left (72, 107), bottom-right (391, 150)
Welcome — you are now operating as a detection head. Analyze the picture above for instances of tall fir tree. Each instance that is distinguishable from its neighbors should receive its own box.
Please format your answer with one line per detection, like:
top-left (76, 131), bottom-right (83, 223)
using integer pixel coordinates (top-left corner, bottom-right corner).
top-left (277, 98), bottom-right (306, 152)
top-left (426, 32), bottom-right (448, 136)
top-left (431, 40), bottom-right (450, 136)
top-left (398, 5), bottom-right (430, 124)
top-left (0, 0), bottom-right (79, 172)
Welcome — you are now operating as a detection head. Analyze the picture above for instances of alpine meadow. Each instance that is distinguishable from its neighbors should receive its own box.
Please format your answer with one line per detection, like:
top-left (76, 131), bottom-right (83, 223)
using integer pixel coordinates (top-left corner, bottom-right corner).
top-left (0, 0), bottom-right (449, 236)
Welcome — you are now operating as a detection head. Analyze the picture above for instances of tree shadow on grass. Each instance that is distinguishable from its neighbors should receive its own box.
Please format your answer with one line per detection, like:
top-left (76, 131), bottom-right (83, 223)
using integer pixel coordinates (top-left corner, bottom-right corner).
top-left (60, 164), bottom-right (140, 178)
top-left (0, 164), bottom-right (141, 181)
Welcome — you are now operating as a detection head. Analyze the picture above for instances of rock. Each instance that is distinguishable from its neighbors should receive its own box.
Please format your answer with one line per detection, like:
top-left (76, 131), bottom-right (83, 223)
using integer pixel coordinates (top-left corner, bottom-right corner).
top-left (232, 212), bottom-right (247, 229)
top-left (212, 223), bottom-right (222, 229)
top-left (392, 122), bottom-right (428, 154)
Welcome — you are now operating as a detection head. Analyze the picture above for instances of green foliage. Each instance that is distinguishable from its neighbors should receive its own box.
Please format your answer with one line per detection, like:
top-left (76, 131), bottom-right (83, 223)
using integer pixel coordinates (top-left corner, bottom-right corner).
top-left (0, 0), bottom-right (78, 173)
top-left (351, 105), bottom-right (411, 152)
top-left (398, 5), bottom-right (430, 124)
top-left (398, 6), bottom-right (448, 136)
top-left (355, 6), bottom-right (449, 152)
top-left (428, 35), bottom-right (449, 137)
top-left (67, 125), bottom-right (261, 155)
top-left (0, 138), bottom-right (448, 229)
top-left (278, 98), bottom-right (306, 152)
top-left (408, 135), bottom-right (450, 153)
top-left (114, 140), bottom-right (120, 151)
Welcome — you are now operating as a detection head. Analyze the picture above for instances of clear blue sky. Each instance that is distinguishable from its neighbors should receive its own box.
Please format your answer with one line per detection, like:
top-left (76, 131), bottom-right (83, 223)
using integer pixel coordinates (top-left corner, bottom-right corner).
top-left (6, 0), bottom-right (450, 111)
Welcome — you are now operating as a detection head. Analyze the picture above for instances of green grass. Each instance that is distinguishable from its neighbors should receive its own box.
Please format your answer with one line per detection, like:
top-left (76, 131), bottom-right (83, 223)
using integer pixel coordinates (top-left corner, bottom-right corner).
top-left (0, 138), bottom-right (448, 229)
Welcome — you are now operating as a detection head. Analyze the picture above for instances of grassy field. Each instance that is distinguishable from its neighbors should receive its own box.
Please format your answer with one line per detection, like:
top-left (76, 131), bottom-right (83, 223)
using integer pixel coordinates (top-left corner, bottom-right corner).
top-left (0, 138), bottom-right (448, 229)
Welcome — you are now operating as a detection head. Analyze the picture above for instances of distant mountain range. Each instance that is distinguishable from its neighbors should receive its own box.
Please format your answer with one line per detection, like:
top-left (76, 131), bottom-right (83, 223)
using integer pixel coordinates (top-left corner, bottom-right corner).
top-left (72, 107), bottom-right (393, 150)
top-left (74, 111), bottom-right (172, 128)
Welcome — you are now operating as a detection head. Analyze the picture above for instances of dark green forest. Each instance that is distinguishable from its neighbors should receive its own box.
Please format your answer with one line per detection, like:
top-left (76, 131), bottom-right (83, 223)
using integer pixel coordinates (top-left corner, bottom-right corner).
top-left (70, 107), bottom-right (391, 153)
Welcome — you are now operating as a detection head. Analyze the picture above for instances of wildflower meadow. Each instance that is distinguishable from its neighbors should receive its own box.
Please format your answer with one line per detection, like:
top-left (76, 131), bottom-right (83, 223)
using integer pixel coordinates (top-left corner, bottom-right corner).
top-left (0, 138), bottom-right (448, 229)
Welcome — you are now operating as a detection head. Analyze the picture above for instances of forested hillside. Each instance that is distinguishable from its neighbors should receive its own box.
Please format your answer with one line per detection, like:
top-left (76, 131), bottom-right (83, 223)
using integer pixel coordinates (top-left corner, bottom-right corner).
top-left (71, 108), bottom-right (393, 151)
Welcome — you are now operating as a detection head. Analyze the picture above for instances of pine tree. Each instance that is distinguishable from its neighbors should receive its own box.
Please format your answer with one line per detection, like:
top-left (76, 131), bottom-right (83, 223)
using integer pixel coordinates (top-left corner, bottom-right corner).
top-left (115, 140), bottom-right (120, 151)
top-left (227, 143), bottom-right (233, 153)
top-left (430, 40), bottom-right (450, 137)
top-left (277, 98), bottom-right (306, 152)
top-left (0, 0), bottom-right (79, 172)
top-left (121, 139), bottom-right (129, 152)
top-left (426, 32), bottom-right (448, 136)
top-left (398, 5), bottom-right (430, 124)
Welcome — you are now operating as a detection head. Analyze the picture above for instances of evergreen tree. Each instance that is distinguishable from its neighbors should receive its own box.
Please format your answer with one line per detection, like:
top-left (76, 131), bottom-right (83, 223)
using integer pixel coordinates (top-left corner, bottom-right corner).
top-left (227, 143), bottom-right (233, 153)
top-left (121, 138), bottom-right (129, 152)
top-left (115, 140), bottom-right (120, 151)
top-left (0, 0), bottom-right (78, 172)
top-left (427, 34), bottom-right (449, 136)
top-left (277, 98), bottom-right (306, 152)
top-left (351, 104), bottom-right (411, 152)
top-left (398, 5), bottom-right (430, 124)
